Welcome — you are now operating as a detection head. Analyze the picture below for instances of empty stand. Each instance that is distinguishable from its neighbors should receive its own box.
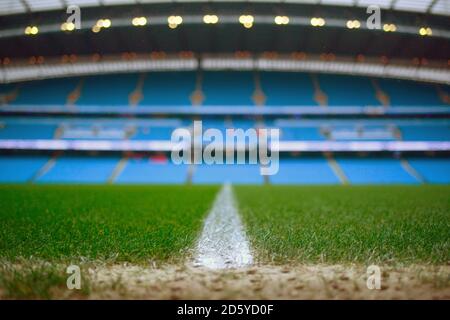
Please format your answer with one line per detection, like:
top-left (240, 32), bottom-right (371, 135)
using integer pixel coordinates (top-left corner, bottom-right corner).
top-left (37, 156), bottom-right (119, 183)
top-left (116, 158), bottom-right (188, 184)
top-left (202, 72), bottom-right (254, 106)
top-left (260, 72), bottom-right (316, 106)
top-left (140, 72), bottom-right (196, 106)
top-left (76, 74), bottom-right (139, 106)
top-left (11, 78), bottom-right (79, 105)
top-left (2, 72), bottom-right (448, 108)
top-left (400, 125), bottom-right (450, 141)
top-left (0, 122), bottom-right (56, 139)
top-left (270, 157), bottom-right (340, 184)
top-left (0, 83), bottom-right (16, 95)
top-left (378, 79), bottom-right (443, 106)
top-left (0, 83), bottom-right (17, 104)
top-left (407, 158), bottom-right (450, 184)
top-left (0, 156), bottom-right (49, 183)
top-left (337, 158), bottom-right (418, 184)
top-left (0, 71), bottom-right (449, 185)
top-left (272, 119), bottom-right (325, 141)
top-left (192, 164), bottom-right (263, 184)
top-left (317, 75), bottom-right (380, 106)
top-left (132, 126), bottom-right (179, 140)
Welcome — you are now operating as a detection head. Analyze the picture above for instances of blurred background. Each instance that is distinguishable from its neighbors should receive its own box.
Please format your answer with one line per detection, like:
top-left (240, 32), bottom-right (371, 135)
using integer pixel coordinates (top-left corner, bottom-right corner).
top-left (0, 0), bottom-right (449, 185)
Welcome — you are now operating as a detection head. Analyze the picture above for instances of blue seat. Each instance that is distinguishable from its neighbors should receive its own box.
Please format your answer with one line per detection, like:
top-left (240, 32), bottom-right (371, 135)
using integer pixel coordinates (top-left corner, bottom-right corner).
top-left (408, 158), bottom-right (450, 184)
top-left (132, 127), bottom-right (178, 140)
top-left (337, 158), bottom-right (418, 184)
top-left (270, 157), bottom-right (339, 184)
top-left (201, 119), bottom-right (229, 133)
top-left (0, 156), bottom-right (49, 183)
top-left (203, 72), bottom-right (254, 106)
top-left (38, 157), bottom-right (119, 183)
top-left (0, 83), bottom-right (16, 95)
top-left (279, 127), bottom-right (324, 141)
top-left (229, 119), bottom-right (256, 130)
top-left (116, 158), bottom-right (188, 184)
top-left (193, 164), bottom-right (263, 184)
top-left (400, 125), bottom-right (450, 141)
top-left (0, 123), bottom-right (56, 139)
top-left (77, 74), bottom-right (138, 106)
top-left (140, 72), bottom-right (196, 106)
top-left (260, 72), bottom-right (316, 106)
top-left (200, 119), bottom-right (256, 134)
top-left (378, 79), bottom-right (443, 106)
top-left (11, 78), bottom-right (78, 105)
top-left (318, 74), bottom-right (379, 106)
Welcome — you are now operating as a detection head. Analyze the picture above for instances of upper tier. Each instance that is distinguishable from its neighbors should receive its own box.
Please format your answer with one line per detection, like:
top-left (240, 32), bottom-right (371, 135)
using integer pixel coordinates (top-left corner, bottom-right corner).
top-left (1, 71), bottom-right (449, 108)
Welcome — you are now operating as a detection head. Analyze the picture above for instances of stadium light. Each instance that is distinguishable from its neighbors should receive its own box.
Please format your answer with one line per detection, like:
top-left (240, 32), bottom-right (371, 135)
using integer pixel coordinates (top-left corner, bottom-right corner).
top-left (274, 16), bottom-right (289, 25)
top-left (168, 15), bottom-right (183, 29)
top-left (311, 17), bottom-right (325, 27)
top-left (239, 15), bottom-right (254, 28)
top-left (203, 15), bottom-right (219, 24)
top-left (96, 19), bottom-right (111, 29)
top-left (61, 22), bottom-right (75, 32)
top-left (102, 19), bottom-right (111, 28)
top-left (419, 27), bottom-right (432, 36)
top-left (132, 17), bottom-right (147, 27)
top-left (383, 23), bottom-right (397, 32)
top-left (92, 25), bottom-right (101, 33)
top-left (346, 20), bottom-right (360, 29)
top-left (24, 26), bottom-right (39, 35)
top-left (92, 19), bottom-right (111, 33)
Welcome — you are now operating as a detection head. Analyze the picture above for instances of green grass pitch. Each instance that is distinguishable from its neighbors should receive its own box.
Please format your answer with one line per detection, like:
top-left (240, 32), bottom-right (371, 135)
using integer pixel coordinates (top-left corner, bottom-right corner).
top-left (0, 184), bottom-right (448, 265)
top-left (0, 185), bottom-right (219, 263)
top-left (0, 184), bottom-right (448, 298)
top-left (236, 185), bottom-right (450, 264)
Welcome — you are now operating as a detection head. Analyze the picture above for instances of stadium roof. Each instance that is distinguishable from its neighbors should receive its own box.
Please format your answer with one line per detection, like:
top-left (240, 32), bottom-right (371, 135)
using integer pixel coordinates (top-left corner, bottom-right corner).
top-left (1, 0), bottom-right (449, 16)
top-left (0, 0), bottom-right (448, 63)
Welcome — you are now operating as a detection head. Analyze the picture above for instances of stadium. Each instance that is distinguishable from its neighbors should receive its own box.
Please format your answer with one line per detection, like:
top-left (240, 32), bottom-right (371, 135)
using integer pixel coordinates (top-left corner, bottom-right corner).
top-left (0, 0), bottom-right (449, 300)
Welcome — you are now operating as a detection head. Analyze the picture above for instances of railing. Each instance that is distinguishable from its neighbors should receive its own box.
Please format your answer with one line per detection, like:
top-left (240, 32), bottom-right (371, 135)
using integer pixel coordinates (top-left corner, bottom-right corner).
top-left (1, 56), bottom-right (449, 84)
top-left (1, 105), bottom-right (449, 117)
top-left (0, 139), bottom-right (449, 153)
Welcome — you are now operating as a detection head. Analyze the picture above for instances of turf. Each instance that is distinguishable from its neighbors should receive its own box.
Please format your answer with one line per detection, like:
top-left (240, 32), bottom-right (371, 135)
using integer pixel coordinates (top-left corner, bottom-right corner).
top-left (1, 184), bottom-right (449, 266)
top-left (0, 185), bottom-right (219, 263)
top-left (235, 185), bottom-right (450, 265)
top-left (0, 261), bottom-right (91, 299)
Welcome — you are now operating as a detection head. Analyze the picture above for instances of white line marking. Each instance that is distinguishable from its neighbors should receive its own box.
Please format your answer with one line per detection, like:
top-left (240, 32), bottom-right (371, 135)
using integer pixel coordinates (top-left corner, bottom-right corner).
top-left (194, 183), bottom-right (253, 269)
